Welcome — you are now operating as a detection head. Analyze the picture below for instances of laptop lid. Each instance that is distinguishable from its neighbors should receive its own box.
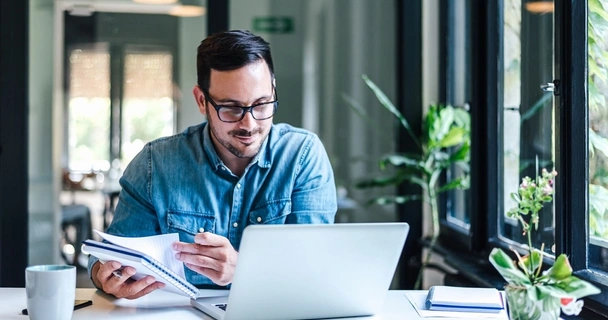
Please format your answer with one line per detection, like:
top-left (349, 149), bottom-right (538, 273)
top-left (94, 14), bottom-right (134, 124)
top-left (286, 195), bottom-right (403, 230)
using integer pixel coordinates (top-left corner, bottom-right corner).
top-left (191, 222), bottom-right (409, 320)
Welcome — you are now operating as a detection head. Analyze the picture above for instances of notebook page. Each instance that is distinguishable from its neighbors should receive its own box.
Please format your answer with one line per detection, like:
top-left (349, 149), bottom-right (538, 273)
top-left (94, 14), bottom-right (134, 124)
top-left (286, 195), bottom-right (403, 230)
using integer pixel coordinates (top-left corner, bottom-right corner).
top-left (94, 230), bottom-right (185, 279)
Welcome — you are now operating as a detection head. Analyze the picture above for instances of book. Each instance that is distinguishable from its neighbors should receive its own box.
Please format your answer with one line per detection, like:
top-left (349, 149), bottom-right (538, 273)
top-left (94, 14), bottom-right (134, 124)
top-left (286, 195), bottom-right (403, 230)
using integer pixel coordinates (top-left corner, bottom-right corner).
top-left (425, 286), bottom-right (504, 313)
top-left (83, 230), bottom-right (199, 299)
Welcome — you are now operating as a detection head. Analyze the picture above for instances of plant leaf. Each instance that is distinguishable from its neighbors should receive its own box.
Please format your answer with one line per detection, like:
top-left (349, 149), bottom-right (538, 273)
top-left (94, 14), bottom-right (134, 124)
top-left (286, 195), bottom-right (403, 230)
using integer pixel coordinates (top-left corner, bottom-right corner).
top-left (438, 127), bottom-right (467, 148)
top-left (589, 128), bottom-right (608, 158)
top-left (489, 248), bottom-right (531, 286)
top-left (554, 276), bottom-right (601, 299)
top-left (543, 254), bottom-right (572, 281)
top-left (437, 175), bottom-right (469, 193)
top-left (362, 74), bottom-right (421, 148)
top-left (589, 184), bottom-right (608, 218)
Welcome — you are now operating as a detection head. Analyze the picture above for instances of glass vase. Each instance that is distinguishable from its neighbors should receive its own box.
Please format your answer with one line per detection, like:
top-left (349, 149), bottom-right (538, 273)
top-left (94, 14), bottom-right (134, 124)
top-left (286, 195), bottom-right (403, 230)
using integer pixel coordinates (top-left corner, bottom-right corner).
top-left (505, 285), bottom-right (561, 320)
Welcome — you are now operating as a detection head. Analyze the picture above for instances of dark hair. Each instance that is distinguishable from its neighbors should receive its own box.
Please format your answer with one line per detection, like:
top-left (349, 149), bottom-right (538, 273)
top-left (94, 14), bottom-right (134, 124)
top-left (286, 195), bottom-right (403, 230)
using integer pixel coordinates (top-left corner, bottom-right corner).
top-left (196, 30), bottom-right (275, 93)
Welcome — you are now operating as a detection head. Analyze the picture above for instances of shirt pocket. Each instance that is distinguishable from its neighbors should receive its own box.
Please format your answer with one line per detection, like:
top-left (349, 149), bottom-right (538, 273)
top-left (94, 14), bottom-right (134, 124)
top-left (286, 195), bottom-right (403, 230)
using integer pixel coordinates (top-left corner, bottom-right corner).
top-left (249, 200), bottom-right (292, 225)
top-left (166, 210), bottom-right (216, 242)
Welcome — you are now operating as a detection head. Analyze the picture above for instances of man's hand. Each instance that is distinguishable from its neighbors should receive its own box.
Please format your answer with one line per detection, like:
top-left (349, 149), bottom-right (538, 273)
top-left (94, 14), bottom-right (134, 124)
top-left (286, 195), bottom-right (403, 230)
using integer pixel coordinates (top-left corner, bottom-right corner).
top-left (173, 232), bottom-right (238, 286)
top-left (91, 261), bottom-right (165, 299)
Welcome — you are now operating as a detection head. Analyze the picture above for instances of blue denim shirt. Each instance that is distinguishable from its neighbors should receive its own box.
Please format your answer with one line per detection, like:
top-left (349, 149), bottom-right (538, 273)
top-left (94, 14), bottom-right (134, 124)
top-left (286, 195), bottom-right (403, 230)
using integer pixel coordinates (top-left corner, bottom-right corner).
top-left (88, 122), bottom-right (337, 286)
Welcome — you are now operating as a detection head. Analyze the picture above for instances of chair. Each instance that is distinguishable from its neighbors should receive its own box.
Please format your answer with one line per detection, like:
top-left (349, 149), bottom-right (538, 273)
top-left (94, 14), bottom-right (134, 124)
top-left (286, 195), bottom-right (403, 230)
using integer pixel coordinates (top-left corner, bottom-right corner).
top-left (61, 204), bottom-right (93, 269)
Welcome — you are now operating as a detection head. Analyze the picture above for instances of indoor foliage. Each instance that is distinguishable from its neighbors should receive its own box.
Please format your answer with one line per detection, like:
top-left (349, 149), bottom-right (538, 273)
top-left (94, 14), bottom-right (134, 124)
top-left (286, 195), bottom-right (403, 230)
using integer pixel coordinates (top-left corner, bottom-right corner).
top-left (489, 169), bottom-right (600, 319)
top-left (346, 74), bottom-right (470, 289)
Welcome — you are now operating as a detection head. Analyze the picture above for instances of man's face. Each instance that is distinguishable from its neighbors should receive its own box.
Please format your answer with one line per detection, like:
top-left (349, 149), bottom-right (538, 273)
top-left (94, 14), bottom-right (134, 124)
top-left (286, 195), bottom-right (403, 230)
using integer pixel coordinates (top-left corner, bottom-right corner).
top-left (194, 60), bottom-right (275, 160)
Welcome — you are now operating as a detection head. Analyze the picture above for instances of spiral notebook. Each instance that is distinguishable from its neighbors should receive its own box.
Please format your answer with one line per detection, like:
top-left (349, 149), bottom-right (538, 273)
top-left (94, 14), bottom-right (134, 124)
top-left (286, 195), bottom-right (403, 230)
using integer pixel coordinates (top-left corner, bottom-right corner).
top-left (83, 239), bottom-right (199, 299)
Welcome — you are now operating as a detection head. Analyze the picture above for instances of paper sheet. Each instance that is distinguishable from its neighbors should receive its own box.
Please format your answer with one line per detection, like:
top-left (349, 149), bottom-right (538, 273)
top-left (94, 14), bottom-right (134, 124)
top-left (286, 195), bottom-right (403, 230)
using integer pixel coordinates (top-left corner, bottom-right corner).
top-left (94, 230), bottom-right (185, 279)
top-left (404, 291), bottom-right (509, 319)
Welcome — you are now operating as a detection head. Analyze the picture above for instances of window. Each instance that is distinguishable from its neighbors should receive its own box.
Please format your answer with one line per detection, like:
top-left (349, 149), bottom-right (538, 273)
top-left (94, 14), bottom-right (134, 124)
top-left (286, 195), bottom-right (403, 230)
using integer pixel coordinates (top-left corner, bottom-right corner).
top-left (64, 12), bottom-right (178, 177)
top-left (588, 0), bottom-right (608, 271)
top-left (501, 0), bottom-right (556, 254)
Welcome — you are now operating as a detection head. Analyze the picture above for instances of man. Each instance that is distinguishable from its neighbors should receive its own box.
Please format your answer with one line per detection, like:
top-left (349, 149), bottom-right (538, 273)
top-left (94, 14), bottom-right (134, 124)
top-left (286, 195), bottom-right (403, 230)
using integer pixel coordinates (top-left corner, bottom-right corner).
top-left (88, 30), bottom-right (337, 299)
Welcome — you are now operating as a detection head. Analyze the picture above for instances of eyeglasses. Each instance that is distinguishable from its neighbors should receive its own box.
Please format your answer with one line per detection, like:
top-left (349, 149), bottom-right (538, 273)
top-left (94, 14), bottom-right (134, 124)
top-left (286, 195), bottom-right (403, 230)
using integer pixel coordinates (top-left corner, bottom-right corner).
top-left (204, 87), bottom-right (278, 123)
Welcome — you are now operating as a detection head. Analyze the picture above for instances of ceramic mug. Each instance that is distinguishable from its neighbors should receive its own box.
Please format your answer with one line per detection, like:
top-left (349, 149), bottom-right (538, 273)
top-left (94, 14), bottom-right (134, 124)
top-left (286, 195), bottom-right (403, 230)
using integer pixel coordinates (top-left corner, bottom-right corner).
top-left (25, 265), bottom-right (76, 320)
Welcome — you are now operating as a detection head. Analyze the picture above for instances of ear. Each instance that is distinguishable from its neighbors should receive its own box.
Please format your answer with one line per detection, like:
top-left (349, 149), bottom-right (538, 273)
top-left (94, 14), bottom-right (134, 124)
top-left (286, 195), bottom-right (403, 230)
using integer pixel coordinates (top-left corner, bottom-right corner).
top-left (193, 85), bottom-right (207, 116)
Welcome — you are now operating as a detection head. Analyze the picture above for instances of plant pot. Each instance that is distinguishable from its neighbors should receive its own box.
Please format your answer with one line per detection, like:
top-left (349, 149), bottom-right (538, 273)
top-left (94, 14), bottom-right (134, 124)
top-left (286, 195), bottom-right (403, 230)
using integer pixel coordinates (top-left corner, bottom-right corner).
top-left (505, 285), bottom-right (561, 320)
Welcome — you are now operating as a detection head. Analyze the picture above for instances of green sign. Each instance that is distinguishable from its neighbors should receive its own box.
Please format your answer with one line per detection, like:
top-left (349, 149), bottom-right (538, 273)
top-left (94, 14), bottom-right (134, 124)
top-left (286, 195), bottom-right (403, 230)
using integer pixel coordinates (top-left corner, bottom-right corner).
top-left (252, 17), bottom-right (294, 34)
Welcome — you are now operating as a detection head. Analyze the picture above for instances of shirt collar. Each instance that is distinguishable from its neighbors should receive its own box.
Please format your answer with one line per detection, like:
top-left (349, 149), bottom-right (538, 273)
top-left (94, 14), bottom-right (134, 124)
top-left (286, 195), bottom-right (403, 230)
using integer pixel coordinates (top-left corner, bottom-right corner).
top-left (202, 122), bottom-right (272, 171)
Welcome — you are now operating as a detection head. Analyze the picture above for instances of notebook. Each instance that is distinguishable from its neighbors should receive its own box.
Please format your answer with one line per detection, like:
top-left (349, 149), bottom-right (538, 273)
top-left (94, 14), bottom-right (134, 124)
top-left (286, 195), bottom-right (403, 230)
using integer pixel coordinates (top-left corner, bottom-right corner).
top-left (425, 285), bottom-right (504, 313)
top-left (190, 223), bottom-right (409, 320)
top-left (83, 235), bottom-right (199, 299)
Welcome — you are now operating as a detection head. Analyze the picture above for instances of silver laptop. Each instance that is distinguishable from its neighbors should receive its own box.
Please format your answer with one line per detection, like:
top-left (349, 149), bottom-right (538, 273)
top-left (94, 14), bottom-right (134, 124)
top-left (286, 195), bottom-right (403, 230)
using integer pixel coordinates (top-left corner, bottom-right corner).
top-left (191, 222), bottom-right (409, 320)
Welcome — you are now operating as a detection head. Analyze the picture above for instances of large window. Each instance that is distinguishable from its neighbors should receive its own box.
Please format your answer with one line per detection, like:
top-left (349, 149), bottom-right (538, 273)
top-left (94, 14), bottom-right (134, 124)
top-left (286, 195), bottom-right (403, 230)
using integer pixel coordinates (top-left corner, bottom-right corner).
top-left (588, 0), bottom-right (608, 271)
top-left (64, 12), bottom-right (179, 177)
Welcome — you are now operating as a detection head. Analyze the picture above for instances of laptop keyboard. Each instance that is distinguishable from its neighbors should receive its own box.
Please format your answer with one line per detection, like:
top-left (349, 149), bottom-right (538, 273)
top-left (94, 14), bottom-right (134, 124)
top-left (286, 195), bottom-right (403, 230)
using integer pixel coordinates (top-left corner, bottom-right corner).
top-left (214, 303), bottom-right (227, 311)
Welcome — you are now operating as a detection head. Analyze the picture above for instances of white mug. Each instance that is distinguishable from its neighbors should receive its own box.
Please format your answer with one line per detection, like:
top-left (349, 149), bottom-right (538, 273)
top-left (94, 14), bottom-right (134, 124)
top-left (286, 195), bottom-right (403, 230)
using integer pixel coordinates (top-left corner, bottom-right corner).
top-left (25, 265), bottom-right (76, 320)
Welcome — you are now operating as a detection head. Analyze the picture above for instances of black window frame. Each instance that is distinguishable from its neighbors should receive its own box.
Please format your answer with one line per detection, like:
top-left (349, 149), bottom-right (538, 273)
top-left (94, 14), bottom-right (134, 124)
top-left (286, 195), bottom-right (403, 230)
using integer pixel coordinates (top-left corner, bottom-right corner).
top-left (436, 0), bottom-right (608, 317)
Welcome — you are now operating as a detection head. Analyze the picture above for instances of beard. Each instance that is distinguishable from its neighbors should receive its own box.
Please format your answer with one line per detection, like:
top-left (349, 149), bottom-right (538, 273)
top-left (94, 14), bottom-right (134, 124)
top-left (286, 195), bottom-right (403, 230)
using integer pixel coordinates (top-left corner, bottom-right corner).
top-left (207, 109), bottom-right (265, 159)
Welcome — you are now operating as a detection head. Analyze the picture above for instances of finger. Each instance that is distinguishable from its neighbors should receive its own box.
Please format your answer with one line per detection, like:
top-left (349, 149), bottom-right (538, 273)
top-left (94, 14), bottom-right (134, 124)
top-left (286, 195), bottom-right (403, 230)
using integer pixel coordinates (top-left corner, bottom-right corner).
top-left (172, 242), bottom-right (205, 254)
top-left (98, 261), bottom-right (122, 279)
top-left (177, 253), bottom-right (221, 271)
top-left (102, 266), bottom-right (137, 293)
top-left (194, 232), bottom-right (228, 247)
top-left (184, 263), bottom-right (227, 285)
top-left (125, 281), bottom-right (166, 300)
top-left (115, 276), bottom-right (158, 299)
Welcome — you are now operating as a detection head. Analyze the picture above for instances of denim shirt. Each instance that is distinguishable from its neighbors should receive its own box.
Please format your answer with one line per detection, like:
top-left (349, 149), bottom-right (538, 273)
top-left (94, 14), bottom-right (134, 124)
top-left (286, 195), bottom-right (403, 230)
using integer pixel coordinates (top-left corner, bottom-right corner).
top-left (88, 122), bottom-right (337, 287)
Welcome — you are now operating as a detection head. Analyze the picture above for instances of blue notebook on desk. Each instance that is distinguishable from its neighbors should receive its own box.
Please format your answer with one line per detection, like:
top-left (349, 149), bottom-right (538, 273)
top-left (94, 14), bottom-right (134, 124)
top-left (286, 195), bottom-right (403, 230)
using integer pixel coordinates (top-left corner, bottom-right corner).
top-left (83, 239), bottom-right (199, 299)
top-left (425, 286), bottom-right (504, 313)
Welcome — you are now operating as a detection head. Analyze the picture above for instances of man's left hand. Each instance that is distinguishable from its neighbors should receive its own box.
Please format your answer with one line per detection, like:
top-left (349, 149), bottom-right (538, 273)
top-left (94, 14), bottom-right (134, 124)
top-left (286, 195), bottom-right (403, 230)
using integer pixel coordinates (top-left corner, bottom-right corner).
top-left (173, 233), bottom-right (238, 286)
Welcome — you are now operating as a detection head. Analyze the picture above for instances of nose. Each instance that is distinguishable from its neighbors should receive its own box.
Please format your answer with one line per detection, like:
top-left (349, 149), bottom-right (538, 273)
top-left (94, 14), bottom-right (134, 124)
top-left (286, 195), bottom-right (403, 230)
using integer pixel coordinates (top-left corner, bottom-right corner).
top-left (238, 110), bottom-right (256, 130)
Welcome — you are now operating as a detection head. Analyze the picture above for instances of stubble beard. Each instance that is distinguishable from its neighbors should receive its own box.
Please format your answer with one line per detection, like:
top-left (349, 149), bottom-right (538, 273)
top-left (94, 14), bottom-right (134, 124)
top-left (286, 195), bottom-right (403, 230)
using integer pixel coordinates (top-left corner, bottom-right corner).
top-left (208, 115), bottom-right (265, 159)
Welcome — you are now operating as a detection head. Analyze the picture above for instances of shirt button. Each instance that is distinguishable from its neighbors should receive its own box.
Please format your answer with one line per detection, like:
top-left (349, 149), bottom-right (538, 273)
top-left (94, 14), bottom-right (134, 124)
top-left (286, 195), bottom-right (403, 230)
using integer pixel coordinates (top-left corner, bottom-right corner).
top-left (236, 183), bottom-right (241, 188)
top-left (256, 217), bottom-right (262, 223)
top-left (233, 222), bottom-right (238, 228)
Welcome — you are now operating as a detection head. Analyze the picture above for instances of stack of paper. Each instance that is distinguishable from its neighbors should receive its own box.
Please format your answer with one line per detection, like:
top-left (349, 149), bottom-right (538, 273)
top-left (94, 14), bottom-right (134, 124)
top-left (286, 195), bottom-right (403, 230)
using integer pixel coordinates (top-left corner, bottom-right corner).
top-left (425, 286), bottom-right (504, 313)
top-left (404, 287), bottom-right (508, 319)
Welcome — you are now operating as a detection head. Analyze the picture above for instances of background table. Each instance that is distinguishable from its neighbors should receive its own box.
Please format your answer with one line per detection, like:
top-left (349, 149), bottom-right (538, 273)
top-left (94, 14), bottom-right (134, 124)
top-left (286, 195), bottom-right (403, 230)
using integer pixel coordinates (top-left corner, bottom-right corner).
top-left (0, 288), bottom-right (488, 319)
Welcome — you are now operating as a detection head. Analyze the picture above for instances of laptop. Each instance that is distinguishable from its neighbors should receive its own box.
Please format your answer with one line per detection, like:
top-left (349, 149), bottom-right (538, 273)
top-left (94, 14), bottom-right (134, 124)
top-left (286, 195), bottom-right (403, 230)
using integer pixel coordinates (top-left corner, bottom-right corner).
top-left (191, 222), bottom-right (409, 320)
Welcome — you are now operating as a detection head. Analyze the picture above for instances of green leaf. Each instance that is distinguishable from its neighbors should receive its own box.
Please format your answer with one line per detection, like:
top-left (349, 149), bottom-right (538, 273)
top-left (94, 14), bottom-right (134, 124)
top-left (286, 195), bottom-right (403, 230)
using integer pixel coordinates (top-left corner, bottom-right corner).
top-left (590, 0), bottom-right (608, 21)
top-left (362, 74), bottom-right (421, 148)
top-left (449, 141), bottom-right (470, 162)
top-left (453, 107), bottom-right (471, 129)
top-left (437, 175), bottom-right (469, 193)
top-left (380, 154), bottom-right (424, 169)
top-left (435, 106), bottom-right (455, 142)
top-left (543, 254), bottom-right (572, 281)
top-left (518, 250), bottom-right (543, 276)
top-left (489, 248), bottom-right (531, 286)
top-left (438, 127), bottom-right (467, 148)
top-left (589, 129), bottom-right (608, 158)
top-left (554, 276), bottom-right (601, 299)
top-left (589, 184), bottom-right (608, 218)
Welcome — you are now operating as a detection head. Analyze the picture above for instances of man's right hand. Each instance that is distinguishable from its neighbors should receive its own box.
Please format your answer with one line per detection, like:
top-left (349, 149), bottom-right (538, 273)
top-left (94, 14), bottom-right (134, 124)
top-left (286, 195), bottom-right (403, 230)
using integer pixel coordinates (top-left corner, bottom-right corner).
top-left (91, 261), bottom-right (165, 299)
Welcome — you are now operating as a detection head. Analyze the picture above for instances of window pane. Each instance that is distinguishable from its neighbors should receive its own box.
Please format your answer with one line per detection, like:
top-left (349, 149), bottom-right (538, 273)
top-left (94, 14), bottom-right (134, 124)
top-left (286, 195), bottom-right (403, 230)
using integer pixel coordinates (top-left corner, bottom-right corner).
top-left (67, 47), bottom-right (111, 172)
top-left (589, 0), bottom-right (608, 270)
top-left (501, 0), bottom-right (555, 253)
top-left (121, 50), bottom-right (175, 165)
top-left (445, 0), bottom-right (472, 230)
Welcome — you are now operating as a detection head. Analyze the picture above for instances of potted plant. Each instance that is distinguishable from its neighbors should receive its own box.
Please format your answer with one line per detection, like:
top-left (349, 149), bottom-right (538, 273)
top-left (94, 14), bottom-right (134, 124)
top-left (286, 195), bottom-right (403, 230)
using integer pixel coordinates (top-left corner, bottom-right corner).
top-left (489, 169), bottom-right (601, 319)
top-left (345, 74), bottom-right (471, 289)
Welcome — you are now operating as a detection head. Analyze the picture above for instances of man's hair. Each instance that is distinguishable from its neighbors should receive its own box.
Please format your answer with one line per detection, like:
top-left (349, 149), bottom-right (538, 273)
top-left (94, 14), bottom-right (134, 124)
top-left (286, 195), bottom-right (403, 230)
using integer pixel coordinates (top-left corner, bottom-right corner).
top-left (196, 30), bottom-right (275, 93)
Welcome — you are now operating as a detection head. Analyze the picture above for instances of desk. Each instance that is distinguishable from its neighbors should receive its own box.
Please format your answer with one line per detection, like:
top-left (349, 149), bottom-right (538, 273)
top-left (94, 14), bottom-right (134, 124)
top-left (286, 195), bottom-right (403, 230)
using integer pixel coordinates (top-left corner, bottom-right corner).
top-left (0, 288), bottom-right (486, 319)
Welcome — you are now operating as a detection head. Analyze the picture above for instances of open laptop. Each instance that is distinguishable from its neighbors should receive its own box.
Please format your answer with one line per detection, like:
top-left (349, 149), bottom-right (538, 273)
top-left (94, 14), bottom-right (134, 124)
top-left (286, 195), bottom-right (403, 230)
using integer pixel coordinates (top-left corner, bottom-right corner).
top-left (191, 222), bottom-right (409, 320)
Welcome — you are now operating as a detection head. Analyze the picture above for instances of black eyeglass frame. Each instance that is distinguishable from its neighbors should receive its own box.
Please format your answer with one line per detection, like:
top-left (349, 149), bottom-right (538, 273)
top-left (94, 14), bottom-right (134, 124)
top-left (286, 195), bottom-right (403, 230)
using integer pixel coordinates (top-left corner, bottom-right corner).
top-left (204, 86), bottom-right (279, 123)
